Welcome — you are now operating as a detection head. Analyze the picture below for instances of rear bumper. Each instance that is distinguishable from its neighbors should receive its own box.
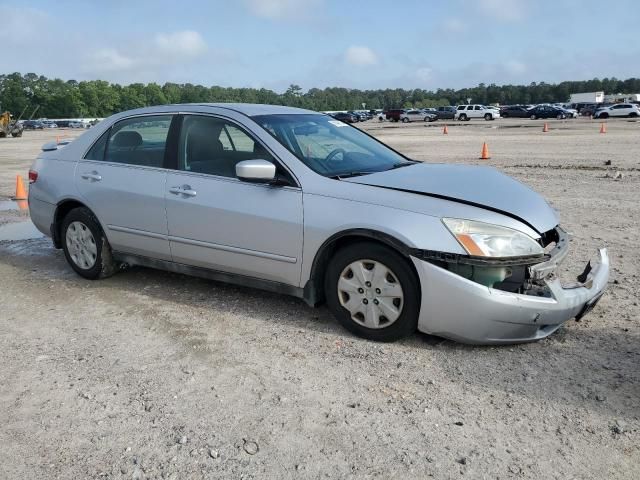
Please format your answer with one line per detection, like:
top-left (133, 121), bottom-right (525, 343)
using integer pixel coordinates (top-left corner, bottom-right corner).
top-left (411, 248), bottom-right (609, 345)
top-left (28, 195), bottom-right (56, 238)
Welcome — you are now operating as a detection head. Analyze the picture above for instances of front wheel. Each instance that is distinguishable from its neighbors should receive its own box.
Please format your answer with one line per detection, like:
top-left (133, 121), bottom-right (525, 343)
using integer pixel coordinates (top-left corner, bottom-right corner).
top-left (61, 207), bottom-right (117, 280)
top-left (556, 113), bottom-right (564, 120)
top-left (484, 113), bottom-right (492, 120)
top-left (599, 112), bottom-right (609, 119)
top-left (629, 112), bottom-right (638, 118)
top-left (325, 242), bottom-right (420, 342)
top-left (402, 117), bottom-right (409, 123)
top-left (530, 114), bottom-right (537, 120)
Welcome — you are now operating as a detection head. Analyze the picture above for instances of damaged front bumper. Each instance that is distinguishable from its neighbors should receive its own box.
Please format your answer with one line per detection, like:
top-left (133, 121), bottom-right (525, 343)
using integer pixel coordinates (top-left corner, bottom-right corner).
top-left (411, 230), bottom-right (610, 344)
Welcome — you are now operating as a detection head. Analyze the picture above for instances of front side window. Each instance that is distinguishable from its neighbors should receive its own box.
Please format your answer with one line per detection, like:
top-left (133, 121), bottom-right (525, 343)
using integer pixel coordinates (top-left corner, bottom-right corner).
top-left (252, 113), bottom-right (411, 178)
top-left (178, 115), bottom-right (274, 178)
top-left (105, 115), bottom-right (172, 167)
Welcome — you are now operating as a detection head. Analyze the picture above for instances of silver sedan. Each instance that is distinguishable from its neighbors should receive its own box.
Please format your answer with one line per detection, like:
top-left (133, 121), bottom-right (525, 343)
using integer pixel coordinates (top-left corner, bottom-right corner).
top-left (28, 103), bottom-right (609, 344)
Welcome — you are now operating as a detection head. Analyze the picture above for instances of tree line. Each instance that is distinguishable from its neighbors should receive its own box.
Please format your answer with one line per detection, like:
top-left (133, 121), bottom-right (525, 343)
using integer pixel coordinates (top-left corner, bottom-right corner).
top-left (1, 72), bottom-right (640, 119)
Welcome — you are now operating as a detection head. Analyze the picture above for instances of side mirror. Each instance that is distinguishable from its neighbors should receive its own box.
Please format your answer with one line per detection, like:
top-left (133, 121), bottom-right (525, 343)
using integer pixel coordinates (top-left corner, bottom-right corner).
top-left (235, 159), bottom-right (276, 183)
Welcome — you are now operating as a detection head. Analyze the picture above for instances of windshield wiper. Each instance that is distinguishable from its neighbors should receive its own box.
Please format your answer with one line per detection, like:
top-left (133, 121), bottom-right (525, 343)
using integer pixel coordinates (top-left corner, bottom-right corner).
top-left (329, 171), bottom-right (375, 180)
top-left (388, 161), bottom-right (417, 170)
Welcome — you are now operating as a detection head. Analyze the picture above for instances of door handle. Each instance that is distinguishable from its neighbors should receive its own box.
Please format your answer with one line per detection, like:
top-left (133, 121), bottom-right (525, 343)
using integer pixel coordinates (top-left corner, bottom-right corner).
top-left (169, 185), bottom-right (197, 197)
top-left (81, 171), bottom-right (102, 181)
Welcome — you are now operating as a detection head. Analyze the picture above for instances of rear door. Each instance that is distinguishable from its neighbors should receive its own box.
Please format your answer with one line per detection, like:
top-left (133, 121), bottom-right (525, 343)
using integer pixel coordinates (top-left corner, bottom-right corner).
top-left (164, 114), bottom-right (303, 286)
top-left (75, 114), bottom-right (174, 260)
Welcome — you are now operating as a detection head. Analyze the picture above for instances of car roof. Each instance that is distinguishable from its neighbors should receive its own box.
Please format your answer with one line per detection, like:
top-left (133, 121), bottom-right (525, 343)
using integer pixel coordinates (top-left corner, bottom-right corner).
top-left (180, 103), bottom-right (314, 116)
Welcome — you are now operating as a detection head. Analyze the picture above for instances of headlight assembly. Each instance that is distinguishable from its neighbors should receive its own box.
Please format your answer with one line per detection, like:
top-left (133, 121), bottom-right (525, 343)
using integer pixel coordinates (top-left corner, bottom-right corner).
top-left (442, 218), bottom-right (544, 258)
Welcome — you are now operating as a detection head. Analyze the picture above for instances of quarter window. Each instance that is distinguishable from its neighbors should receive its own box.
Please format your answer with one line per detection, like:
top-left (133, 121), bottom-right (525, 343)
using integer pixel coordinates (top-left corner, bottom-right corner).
top-left (105, 115), bottom-right (172, 167)
top-left (178, 115), bottom-right (274, 178)
top-left (84, 130), bottom-right (109, 161)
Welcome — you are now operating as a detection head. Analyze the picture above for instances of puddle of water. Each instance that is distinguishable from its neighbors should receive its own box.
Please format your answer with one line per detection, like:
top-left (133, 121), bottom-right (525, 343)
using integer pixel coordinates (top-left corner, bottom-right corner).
top-left (0, 200), bottom-right (28, 211)
top-left (0, 221), bottom-right (44, 241)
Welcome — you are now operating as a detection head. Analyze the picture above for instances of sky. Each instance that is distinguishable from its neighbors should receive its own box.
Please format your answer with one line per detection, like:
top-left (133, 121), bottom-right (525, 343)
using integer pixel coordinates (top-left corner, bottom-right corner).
top-left (1, 0), bottom-right (639, 92)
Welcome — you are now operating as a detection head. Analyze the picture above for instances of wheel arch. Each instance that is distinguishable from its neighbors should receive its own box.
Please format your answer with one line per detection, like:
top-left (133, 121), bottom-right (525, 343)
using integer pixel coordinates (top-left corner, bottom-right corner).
top-left (52, 198), bottom-right (104, 248)
top-left (303, 228), bottom-right (420, 307)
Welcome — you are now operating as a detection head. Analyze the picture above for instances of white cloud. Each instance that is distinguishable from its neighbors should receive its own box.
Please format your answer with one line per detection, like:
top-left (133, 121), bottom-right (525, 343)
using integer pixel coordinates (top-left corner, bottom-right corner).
top-left (505, 60), bottom-right (527, 75)
top-left (344, 46), bottom-right (378, 67)
top-left (442, 18), bottom-right (466, 34)
top-left (477, 0), bottom-right (527, 21)
top-left (0, 5), bottom-right (49, 39)
top-left (83, 30), bottom-right (208, 76)
top-left (155, 31), bottom-right (207, 58)
top-left (243, 0), bottom-right (322, 20)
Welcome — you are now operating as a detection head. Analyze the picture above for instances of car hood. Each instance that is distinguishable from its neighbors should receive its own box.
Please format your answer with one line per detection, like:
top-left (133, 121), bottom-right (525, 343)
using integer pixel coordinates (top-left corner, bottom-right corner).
top-left (343, 163), bottom-right (558, 234)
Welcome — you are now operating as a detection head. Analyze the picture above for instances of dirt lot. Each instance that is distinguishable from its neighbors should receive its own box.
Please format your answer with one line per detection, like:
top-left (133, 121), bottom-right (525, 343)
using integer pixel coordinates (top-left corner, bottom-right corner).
top-left (1, 119), bottom-right (638, 479)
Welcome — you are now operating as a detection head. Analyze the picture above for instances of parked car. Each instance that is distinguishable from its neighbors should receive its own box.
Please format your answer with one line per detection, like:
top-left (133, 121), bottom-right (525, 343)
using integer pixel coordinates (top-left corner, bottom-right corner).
top-left (594, 103), bottom-right (640, 119)
top-left (23, 120), bottom-right (45, 130)
top-left (385, 109), bottom-right (405, 122)
top-left (69, 121), bottom-right (87, 128)
top-left (527, 105), bottom-right (568, 120)
top-left (400, 109), bottom-right (437, 123)
top-left (331, 112), bottom-right (358, 123)
top-left (28, 103), bottom-right (609, 344)
top-left (500, 105), bottom-right (530, 118)
top-left (434, 106), bottom-right (456, 120)
top-left (42, 120), bottom-right (58, 128)
top-left (561, 107), bottom-right (579, 118)
top-left (579, 104), bottom-right (604, 117)
top-left (454, 104), bottom-right (500, 121)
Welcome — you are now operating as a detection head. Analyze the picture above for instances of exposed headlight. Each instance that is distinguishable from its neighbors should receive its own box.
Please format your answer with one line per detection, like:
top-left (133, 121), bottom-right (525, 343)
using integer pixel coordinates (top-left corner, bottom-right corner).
top-left (442, 218), bottom-right (544, 258)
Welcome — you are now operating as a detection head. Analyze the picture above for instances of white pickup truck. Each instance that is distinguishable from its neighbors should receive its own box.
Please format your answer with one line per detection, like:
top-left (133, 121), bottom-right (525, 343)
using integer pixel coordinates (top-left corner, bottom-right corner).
top-left (454, 104), bottom-right (500, 121)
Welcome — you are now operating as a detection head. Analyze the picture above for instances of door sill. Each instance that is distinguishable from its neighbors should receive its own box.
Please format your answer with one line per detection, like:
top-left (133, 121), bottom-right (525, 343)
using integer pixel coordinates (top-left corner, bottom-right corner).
top-left (112, 251), bottom-right (306, 301)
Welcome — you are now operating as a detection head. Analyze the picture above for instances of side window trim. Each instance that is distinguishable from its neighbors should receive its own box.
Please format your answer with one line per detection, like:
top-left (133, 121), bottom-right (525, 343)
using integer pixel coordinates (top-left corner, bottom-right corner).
top-left (83, 127), bottom-right (111, 161)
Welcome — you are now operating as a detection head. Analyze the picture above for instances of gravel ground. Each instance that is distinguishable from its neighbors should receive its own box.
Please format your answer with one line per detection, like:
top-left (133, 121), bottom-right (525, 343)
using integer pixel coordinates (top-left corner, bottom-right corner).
top-left (0, 119), bottom-right (638, 479)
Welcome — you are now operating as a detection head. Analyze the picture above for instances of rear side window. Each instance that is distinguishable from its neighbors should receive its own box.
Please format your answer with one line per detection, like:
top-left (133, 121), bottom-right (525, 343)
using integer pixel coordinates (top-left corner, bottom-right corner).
top-left (84, 130), bottom-right (109, 161)
top-left (104, 115), bottom-right (172, 168)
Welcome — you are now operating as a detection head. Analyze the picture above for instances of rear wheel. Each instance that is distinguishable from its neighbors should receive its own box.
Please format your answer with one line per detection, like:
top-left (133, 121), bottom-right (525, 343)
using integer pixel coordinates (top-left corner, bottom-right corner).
top-left (599, 112), bottom-right (609, 119)
top-left (629, 112), bottom-right (638, 118)
top-left (402, 117), bottom-right (409, 123)
top-left (325, 242), bottom-right (420, 342)
top-left (530, 114), bottom-right (537, 120)
top-left (458, 113), bottom-right (468, 121)
top-left (61, 207), bottom-right (117, 280)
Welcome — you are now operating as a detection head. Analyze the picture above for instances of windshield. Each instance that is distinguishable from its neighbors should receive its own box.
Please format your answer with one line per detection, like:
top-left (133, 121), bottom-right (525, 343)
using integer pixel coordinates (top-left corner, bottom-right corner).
top-left (251, 113), bottom-right (411, 177)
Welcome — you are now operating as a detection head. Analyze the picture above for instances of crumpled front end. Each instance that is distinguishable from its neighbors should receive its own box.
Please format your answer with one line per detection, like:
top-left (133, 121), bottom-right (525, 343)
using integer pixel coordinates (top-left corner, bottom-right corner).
top-left (411, 227), bottom-right (610, 344)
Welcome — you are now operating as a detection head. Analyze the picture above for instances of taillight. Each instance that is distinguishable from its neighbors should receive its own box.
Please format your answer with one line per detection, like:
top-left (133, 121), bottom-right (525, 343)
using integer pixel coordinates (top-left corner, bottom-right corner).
top-left (28, 170), bottom-right (38, 184)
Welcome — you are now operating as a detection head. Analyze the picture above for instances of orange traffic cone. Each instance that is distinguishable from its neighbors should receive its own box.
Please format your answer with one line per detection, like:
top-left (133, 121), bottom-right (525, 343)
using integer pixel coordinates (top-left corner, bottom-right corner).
top-left (600, 123), bottom-right (606, 134)
top-left (542, 122), bottom-right (549, 133)
top-left (443, 124), bottom-right (448, 134)
top-left (479, 142), bottom-right (490, 160)
top-left (13, 175), bottom-right (27, 200)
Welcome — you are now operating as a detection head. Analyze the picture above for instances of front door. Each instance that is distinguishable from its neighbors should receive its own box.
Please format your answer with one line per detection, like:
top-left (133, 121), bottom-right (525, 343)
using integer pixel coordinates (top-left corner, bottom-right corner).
top-left (164, 114), bottom-right (303, 286)
top-left (75, 115), bottom-right (174, 260)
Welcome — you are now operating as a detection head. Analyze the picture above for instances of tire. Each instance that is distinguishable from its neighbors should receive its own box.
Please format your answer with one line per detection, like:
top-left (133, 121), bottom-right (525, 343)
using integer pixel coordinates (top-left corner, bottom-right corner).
top-left (458, 114), bottom-right (467, 121)
top-left (484, 113), bottom-right (492, 121)
top-left (530, 114), bottom-right (537, 120)
top-left (556, 113), bottom-right (563, 120)
top-left (629, 112), bottom-right (638, 118)
top-left (61, 207), bottom-right (117, 280)
top-left (325, 242), bottom-right (420, 342)
top-left (599, 112), bottom-right (609, 119)
top-left (402, 117), bottom-right (409, 123)
top-left (502, 113), bottom-right (509, 118)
